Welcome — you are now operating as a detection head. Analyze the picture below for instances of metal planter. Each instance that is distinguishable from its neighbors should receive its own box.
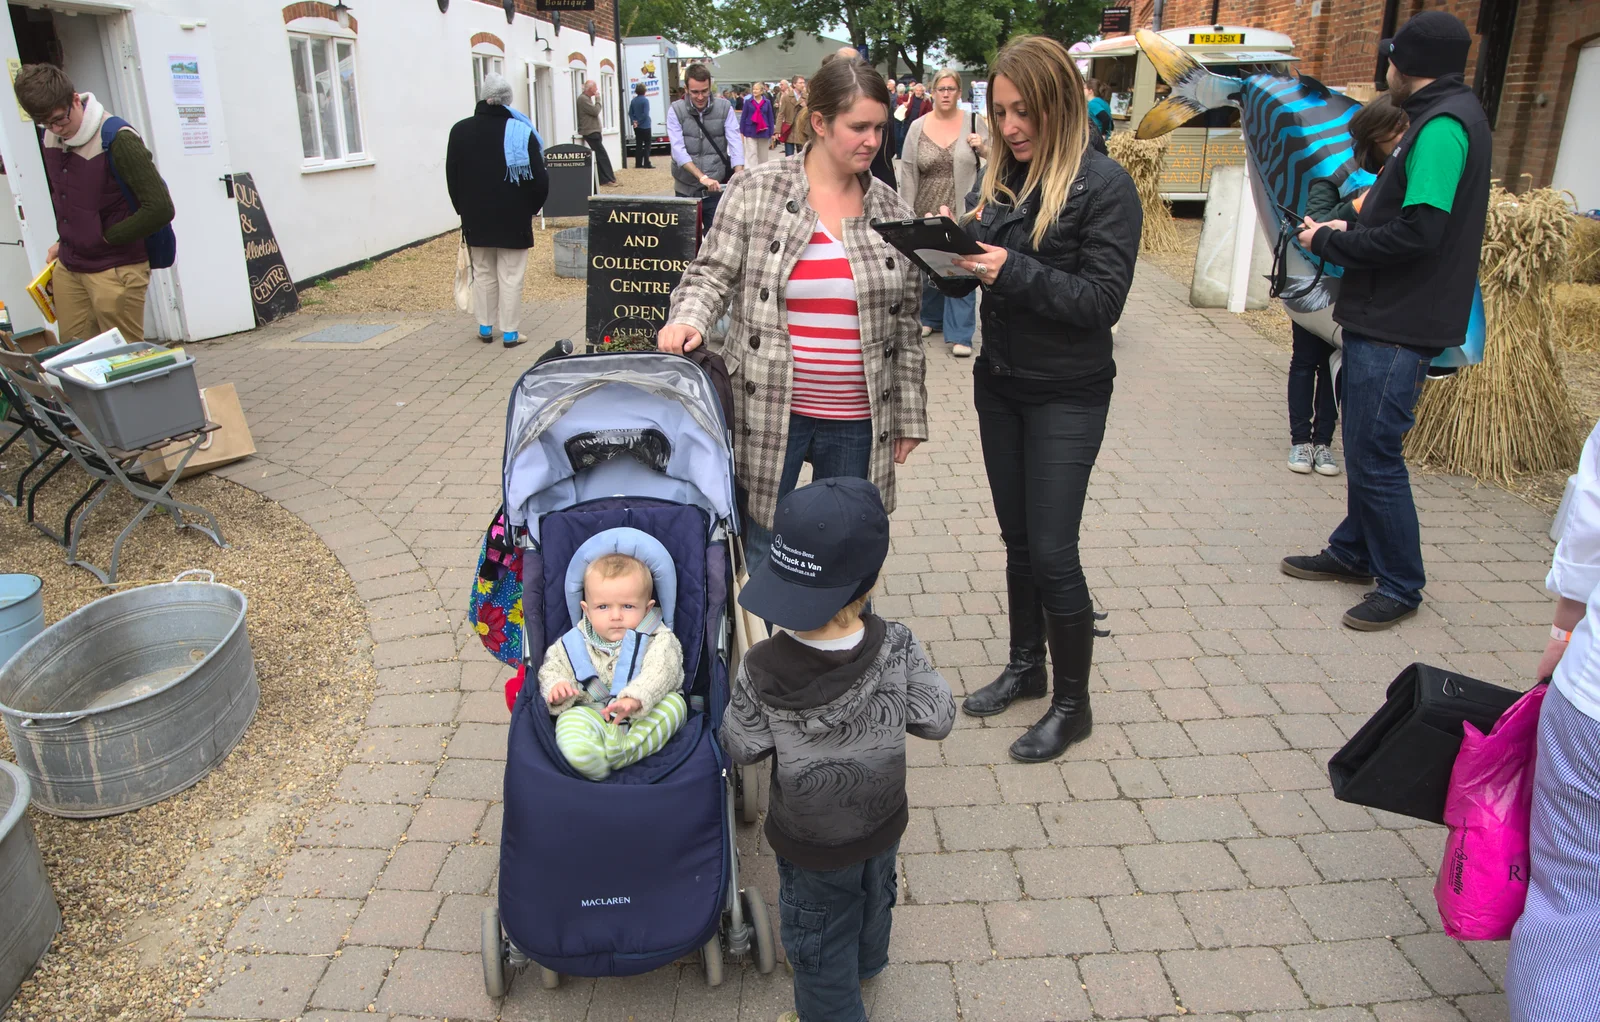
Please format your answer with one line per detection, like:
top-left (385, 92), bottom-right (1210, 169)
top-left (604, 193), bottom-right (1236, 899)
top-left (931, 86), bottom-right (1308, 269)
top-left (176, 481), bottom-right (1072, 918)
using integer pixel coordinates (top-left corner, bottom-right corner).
top-left (0, 572), bottom-right (259, 818)
top-left (0, 760), bottom-right (60, 1015)
top-left (0, 574), bottom-right (44, 672)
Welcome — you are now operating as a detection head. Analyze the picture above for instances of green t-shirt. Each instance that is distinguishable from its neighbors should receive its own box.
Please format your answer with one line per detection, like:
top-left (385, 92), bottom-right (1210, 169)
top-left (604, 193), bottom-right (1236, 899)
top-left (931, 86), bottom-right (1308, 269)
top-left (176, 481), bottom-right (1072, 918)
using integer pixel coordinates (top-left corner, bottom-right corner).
top-left (1402, 116), bottom-right (1468, 213)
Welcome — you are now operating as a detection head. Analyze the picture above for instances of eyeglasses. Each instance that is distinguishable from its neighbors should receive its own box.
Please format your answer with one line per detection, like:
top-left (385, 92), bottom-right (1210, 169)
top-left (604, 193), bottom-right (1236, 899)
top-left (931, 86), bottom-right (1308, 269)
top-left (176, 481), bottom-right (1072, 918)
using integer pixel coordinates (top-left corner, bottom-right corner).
top-left (41, 99), bottom-right (77, 130)
top-left (934, 86), bottom-right (959, 94)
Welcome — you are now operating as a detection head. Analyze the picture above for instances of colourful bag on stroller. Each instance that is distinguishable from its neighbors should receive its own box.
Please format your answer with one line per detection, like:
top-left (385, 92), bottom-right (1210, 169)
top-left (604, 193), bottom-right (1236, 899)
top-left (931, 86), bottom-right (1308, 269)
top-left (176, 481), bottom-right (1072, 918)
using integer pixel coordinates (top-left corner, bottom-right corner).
top-left (1435, 682), bottom-right (1547, 940)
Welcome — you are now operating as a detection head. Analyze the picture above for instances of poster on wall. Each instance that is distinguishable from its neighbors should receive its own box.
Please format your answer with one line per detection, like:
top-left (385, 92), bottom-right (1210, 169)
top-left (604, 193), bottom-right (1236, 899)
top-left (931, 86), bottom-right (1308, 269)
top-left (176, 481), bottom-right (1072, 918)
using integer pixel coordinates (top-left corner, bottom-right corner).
top-left (232, 173), bottom-right (299, 325)
top-left (167, 55), bottom-right (212, 154)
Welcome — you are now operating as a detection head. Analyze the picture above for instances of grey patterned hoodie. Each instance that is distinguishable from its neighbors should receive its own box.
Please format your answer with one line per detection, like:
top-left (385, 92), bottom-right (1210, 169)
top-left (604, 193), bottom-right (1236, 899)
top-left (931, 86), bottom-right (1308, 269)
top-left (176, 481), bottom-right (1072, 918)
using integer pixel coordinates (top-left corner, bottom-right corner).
top-left (721, 615), bottom-right (955, 870)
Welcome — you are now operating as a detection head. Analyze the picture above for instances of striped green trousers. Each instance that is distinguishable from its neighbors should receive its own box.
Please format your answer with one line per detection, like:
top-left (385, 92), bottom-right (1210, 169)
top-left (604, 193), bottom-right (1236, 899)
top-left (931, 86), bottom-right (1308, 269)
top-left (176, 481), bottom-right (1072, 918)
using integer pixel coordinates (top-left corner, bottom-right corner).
top-left (555, 693), bottom-right (689, 781)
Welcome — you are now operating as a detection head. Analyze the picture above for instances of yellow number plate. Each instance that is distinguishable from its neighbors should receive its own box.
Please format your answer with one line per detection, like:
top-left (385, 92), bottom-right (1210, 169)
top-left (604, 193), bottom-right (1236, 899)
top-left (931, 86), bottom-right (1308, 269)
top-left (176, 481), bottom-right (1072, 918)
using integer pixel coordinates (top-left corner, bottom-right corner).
top-left (1189, 32), bottom-right (1245, 44)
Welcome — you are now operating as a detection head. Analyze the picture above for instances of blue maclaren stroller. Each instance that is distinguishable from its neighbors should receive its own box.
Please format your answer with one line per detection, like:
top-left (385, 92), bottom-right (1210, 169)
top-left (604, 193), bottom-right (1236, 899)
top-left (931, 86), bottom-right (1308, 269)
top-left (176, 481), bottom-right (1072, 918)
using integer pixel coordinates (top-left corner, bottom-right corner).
top-left (481, 350), bottom-right (776, 997)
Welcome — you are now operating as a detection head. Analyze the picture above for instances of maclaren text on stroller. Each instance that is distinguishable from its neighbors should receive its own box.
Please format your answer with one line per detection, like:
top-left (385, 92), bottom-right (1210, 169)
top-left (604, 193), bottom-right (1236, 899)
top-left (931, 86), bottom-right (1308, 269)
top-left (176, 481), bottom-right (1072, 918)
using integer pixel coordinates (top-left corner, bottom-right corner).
top-left (478, 350), bottom-right (776, 996)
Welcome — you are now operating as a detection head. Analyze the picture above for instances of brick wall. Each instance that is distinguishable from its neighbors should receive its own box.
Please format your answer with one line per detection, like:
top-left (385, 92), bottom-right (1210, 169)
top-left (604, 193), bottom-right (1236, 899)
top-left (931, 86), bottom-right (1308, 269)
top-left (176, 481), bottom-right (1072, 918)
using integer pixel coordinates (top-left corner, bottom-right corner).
top-left (1490, 0), bottom-right (1599, 190)
top-left (469, 0), bottom-right (616, 42)
top-left (281, 1), bottom-right (358, 32)
top-left (1126, 0), bottom-right (1588, 188)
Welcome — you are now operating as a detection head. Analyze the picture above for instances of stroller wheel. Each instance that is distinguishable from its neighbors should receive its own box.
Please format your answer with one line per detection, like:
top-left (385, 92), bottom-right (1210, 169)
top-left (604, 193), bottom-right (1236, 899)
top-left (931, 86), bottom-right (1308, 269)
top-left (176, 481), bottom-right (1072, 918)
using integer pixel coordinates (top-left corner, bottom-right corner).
top-left (736, 763), bottom-right (760, 824)
top-left (742, 887), bottom-right (776, 974)
top-left (538, 964), bottom-right (561, 990)
top-left (481, 906), bottom-right (506, 998)
top-left (702, 932), bottom-right (724, 987)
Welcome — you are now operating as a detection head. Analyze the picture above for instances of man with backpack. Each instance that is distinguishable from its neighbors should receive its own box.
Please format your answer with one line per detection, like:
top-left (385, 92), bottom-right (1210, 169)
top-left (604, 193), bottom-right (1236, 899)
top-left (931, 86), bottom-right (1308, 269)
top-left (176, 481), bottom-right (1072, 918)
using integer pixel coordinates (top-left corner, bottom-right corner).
top-left (13, 63), bottom-right (175, 344)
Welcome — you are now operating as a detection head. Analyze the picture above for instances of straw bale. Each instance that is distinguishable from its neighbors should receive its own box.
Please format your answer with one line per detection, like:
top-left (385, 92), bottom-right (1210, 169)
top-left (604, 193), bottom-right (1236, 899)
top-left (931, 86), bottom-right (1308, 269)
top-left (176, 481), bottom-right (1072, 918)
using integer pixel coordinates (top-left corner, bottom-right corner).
top-left (1555, 282), bottom-right (1600, 353)
top-left (1407, 187), bottom-right (1583, 482)
top-left (1107, 133), bottom-right (1182, 254)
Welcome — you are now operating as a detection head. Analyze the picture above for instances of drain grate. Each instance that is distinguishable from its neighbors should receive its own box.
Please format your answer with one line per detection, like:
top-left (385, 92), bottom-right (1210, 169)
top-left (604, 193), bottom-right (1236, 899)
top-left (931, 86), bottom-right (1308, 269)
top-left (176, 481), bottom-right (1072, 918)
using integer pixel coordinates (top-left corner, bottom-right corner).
top-left (295, 323), bottom-right (394, 344)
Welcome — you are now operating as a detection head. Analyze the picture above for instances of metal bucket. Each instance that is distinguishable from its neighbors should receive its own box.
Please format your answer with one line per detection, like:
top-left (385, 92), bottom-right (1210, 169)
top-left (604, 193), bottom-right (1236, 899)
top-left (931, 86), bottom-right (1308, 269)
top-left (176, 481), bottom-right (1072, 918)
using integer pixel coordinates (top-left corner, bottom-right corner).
top-left (553, 227), bottom-right (588, 279)
top-left (0, 760), bottom-right (60, 1016)
top-left (0, 571), bottom-right (259, 818)
top-left (0, 575), bottom-right (44, 672)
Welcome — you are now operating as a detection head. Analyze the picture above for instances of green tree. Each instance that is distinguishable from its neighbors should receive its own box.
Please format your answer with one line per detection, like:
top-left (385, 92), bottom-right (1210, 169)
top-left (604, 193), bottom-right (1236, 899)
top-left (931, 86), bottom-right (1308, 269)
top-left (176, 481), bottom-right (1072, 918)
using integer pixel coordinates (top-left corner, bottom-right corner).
top-left (619, 0), bottom-right (726, 54)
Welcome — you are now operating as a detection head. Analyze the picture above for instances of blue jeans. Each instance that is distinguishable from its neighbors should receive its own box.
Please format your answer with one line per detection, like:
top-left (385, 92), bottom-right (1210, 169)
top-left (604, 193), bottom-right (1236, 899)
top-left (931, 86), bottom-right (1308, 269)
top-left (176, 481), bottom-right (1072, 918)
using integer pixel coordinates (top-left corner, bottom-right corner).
top-left (777, 841), bottom-right (899, 1022)
top-left (921, 276), bottom-right (976, 345)
top-left (1325, 332), bottom-right (1431, 608)
top-left (744, 414), bottom-right (873, 571)
top-left (784, 142), bottom-right (797, 157)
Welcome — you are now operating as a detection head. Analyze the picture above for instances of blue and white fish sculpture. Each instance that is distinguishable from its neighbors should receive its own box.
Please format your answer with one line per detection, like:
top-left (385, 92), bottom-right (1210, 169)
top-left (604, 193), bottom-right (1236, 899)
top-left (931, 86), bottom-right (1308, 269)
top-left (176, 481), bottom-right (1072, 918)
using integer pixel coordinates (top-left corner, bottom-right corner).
top-left (1132, 29), bottom-right (1483, 369)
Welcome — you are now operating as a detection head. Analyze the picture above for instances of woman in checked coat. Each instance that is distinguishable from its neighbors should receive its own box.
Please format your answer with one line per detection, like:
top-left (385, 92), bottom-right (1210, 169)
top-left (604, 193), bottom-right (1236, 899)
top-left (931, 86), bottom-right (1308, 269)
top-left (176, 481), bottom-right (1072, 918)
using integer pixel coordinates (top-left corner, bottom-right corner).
top-left (658, 56), bottom-right (928, 569)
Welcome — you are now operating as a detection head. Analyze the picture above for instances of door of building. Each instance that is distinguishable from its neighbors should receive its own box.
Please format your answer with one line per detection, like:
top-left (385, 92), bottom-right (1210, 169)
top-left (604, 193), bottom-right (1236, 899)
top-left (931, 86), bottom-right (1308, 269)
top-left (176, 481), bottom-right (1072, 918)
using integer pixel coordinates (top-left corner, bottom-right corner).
top-left (124, 10), bottom-right (252, 340)
top-left (1551, 39), bottom-right (1599, 214)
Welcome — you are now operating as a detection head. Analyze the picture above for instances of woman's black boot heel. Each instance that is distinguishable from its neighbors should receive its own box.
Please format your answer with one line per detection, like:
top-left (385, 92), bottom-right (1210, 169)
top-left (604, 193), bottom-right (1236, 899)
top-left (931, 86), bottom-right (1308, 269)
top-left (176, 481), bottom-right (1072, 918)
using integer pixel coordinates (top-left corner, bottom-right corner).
top-left (1009, 606), bottom-right (1095, 762)
top-left (962, 573), bottom-right (1048, 717)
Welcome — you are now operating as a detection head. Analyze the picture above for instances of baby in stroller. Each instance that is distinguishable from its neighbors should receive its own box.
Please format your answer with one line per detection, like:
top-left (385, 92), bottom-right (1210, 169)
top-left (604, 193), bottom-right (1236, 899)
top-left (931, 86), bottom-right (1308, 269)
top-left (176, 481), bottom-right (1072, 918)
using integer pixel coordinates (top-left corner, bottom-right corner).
top-left (538, 528), bottom-right (688, 781)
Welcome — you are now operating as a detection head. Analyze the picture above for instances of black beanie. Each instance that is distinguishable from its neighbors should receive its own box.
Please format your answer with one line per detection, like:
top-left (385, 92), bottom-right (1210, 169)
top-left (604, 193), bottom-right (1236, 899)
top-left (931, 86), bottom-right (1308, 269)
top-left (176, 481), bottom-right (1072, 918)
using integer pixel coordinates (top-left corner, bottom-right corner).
top-left (1380, 10), bottom-right (1473, 80)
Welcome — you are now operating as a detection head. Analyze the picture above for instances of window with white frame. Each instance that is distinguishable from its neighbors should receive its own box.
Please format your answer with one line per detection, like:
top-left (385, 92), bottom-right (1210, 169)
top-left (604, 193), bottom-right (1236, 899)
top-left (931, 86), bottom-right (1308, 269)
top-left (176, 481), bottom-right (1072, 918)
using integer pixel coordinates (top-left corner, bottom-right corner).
top-left (289, 30), bottom-right (366, 165)
top-left (600, 70), bottom-right (617, 131)
top-left (473, 51), bottom-right (504, 100)
top-left (570, 67), bottom-right (587, 133)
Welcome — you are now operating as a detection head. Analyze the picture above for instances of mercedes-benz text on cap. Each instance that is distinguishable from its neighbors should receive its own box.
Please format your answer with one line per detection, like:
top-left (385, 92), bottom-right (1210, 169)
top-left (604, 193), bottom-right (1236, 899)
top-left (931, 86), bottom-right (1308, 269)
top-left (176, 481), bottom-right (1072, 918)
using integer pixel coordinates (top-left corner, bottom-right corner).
top-left (738, 477), bottom-right (890, 632)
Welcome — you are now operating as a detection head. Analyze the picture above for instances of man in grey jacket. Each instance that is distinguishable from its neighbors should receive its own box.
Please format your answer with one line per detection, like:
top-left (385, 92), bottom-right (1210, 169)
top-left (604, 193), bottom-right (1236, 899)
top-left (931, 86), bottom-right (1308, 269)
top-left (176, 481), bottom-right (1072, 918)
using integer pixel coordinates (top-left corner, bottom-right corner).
top-left (723, 477), bottom-right (954, 1022)
top-left (576, 79), bottom-right (616, 185)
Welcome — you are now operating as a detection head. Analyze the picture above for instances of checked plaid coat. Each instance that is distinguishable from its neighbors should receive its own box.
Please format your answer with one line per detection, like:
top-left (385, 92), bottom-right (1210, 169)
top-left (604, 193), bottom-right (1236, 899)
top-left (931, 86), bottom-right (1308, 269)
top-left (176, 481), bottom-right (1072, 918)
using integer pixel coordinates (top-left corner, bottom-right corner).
top-left (667, 152), bottom-right (929, 531)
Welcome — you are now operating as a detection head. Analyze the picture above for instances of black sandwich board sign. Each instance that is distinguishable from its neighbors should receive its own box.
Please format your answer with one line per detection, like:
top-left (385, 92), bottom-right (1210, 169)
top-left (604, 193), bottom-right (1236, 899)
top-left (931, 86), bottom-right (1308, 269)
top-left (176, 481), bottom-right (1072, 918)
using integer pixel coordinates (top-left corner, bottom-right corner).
top-left (585, 195), bottom-right (701, 346)
top-left (232, 172), bottom-right (298, 325)
top-left (542, 144), bottom-right (593, 219)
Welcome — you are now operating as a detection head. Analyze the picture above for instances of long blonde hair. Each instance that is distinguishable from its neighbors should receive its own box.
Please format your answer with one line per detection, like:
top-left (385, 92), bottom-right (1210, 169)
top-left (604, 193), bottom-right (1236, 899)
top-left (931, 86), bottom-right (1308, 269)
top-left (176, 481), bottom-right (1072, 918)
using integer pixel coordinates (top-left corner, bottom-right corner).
top-left (973, 36), bottom-right (1090, 250)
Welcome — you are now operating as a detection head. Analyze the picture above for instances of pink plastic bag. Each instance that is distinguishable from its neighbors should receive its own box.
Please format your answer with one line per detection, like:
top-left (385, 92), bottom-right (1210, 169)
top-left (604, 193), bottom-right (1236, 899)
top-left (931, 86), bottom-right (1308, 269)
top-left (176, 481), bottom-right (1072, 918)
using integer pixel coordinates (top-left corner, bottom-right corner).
top-left (1435, 683), bottom-right (1547, 940)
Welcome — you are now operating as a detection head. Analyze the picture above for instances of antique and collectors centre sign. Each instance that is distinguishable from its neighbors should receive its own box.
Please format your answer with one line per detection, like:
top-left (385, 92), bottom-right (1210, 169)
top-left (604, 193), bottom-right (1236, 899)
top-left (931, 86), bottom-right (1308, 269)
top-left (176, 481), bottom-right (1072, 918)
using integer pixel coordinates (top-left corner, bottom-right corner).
top-left (585, 196), bottom-right (702, 345)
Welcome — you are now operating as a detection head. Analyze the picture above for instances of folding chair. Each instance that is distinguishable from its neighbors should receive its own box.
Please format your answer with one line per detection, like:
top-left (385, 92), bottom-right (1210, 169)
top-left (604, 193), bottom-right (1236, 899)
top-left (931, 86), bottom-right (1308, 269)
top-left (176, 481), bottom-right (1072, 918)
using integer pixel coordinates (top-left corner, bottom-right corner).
top-left (0, 349), bottom-right (226, 583)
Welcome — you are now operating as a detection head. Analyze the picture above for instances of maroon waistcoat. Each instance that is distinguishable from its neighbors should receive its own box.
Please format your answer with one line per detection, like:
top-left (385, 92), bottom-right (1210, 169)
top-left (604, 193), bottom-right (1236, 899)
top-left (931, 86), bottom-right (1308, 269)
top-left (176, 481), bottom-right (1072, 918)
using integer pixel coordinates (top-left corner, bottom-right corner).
top-left (42, 116), bottom-right (146, 274)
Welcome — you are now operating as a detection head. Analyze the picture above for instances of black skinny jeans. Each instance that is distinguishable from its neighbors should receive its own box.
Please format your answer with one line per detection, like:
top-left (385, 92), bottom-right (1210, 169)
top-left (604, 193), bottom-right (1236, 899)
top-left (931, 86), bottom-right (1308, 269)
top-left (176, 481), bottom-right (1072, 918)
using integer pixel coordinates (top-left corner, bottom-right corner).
top-left (974, 377), bottom-right (1109, 617)
top-left (1288, 321), bottom-right (1337, 446)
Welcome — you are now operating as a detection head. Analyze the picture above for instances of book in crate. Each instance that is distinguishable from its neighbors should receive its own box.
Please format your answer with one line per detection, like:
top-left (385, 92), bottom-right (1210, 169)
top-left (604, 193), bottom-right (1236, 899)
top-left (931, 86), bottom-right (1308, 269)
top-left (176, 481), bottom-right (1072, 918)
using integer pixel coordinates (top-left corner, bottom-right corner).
top-left (62, 345), bottom-right (186, 386)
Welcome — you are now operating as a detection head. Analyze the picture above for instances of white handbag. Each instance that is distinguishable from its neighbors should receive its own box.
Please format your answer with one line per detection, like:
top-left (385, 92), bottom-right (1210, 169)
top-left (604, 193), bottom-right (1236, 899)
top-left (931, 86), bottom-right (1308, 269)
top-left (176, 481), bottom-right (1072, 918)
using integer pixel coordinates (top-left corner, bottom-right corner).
top-left (454, 235), bottom-right (473, 314)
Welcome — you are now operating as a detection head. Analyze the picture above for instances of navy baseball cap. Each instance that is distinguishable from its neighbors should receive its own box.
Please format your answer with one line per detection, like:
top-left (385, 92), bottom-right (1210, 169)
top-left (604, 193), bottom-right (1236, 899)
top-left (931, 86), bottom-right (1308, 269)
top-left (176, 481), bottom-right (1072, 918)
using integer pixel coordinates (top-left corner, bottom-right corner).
top-left (739, 477), bottom-right (890, 632)
top-left (1380, 11), bottom-right (1472, 79)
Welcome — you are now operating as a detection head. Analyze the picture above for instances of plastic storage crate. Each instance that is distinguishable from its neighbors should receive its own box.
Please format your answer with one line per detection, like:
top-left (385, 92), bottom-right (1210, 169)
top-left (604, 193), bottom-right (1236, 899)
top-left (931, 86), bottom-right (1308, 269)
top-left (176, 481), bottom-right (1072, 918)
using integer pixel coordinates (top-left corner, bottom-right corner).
top-left (51, 343), bottom-right (204, 451)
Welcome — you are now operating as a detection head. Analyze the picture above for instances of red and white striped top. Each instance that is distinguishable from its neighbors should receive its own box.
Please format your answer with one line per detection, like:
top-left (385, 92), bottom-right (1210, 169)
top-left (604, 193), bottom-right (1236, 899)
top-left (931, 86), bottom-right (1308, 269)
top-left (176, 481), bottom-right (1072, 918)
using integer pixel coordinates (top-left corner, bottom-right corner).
top-left (786, 225), bottom-right (870, 421)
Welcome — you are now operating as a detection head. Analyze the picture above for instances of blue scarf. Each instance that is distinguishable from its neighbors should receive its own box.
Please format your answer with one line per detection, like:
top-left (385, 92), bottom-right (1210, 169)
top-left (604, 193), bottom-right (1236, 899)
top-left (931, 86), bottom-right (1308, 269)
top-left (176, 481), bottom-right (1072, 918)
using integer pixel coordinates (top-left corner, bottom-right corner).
top-left (504, 107), bottom-right (544, 185)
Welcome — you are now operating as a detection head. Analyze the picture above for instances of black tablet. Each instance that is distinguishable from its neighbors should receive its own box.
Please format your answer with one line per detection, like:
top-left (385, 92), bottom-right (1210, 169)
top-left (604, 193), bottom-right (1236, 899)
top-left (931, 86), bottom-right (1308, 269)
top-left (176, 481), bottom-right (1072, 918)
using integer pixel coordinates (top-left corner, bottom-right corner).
top-left (871, 216), bottom-right (984, 280)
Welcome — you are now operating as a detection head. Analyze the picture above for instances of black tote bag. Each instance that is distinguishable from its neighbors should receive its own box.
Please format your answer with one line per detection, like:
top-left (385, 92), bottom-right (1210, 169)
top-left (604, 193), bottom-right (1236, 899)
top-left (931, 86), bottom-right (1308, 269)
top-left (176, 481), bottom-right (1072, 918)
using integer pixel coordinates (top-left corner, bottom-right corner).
top-left (1327, 662), bottom-right (1523, 825)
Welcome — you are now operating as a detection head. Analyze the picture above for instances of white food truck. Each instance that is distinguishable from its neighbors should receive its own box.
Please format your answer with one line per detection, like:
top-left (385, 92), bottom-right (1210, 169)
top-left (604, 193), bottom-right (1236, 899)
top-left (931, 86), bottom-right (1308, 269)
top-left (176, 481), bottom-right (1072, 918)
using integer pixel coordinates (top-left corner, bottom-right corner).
top-left (622, 36), bottom-right (683, 152)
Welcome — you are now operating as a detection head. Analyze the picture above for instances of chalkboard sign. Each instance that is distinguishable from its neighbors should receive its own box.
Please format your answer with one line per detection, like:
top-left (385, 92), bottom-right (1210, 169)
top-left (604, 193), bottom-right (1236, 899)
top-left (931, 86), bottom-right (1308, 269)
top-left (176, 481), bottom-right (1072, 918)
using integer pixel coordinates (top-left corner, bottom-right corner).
top-left (543, 144), bottom-right (593, 219)
top-left (585, 196), bottom-right (701, 345)
top-left (233, 172), bottom-right (298, 325)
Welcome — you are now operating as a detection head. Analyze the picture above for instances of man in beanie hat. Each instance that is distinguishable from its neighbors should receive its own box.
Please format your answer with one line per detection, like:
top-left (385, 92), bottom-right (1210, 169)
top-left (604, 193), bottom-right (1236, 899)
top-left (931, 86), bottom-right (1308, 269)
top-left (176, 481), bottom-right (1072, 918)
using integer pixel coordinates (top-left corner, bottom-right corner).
top-left (1283, 10), bottom-right (1490, 631)
top-left (722, 477), bottom-right (954, 1022)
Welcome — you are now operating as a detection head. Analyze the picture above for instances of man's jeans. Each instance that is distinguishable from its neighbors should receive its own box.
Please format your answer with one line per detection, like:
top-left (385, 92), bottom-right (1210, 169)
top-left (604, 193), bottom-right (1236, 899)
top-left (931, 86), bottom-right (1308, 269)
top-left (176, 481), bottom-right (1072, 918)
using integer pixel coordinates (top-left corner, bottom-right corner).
top-left (921, 275), bottom-right (976, 345)
top-left (776, 841), bottom-right (899, 1022)
top-left (1325, 332), bottom-right (1431, 608)
top-left (743, 414), bottom-right (873, 572)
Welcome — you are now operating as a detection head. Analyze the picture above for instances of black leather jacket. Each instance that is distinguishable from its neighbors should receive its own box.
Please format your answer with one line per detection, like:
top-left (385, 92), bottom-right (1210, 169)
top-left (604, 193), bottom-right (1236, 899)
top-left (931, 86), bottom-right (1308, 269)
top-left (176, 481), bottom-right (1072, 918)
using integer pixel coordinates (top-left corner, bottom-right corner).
top-left (938, 148), bottom-right (1141, 382)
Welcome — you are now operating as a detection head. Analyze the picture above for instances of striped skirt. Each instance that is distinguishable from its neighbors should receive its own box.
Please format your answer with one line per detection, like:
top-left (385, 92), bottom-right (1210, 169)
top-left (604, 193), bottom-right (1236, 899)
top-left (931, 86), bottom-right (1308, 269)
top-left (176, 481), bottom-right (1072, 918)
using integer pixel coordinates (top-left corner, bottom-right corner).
top-left (1506, 683), bottom-right (1600, 1022)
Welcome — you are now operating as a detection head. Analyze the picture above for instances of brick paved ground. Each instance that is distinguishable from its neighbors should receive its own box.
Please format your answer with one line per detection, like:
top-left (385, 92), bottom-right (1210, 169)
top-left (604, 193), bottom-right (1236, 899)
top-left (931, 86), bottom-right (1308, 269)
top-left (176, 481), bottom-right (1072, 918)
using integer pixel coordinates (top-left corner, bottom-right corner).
top-left (181, 260), bottom-right (1553, 1021)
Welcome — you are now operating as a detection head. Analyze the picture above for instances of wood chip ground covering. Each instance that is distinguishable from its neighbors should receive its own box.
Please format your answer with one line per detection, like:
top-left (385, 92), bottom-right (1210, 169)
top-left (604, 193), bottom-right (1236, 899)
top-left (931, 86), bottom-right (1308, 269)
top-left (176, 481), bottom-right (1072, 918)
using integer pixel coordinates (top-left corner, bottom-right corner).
top-left (0, 463), bottom-right (374, 1022)
top-left (299, 162), bottom-right (674, 315)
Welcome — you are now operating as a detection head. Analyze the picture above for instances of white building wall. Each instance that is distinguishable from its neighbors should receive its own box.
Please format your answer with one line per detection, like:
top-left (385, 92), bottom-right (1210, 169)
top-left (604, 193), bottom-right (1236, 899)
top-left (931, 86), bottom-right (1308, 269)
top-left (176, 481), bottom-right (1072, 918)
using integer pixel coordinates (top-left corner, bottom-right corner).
top-left (204, 0), bottom-right (624, 285)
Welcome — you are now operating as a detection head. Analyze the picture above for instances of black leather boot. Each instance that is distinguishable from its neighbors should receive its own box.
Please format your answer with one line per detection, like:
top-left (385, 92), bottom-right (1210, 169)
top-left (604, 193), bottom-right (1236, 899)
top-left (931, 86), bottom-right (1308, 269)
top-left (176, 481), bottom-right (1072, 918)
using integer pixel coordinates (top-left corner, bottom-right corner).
top-left (1009, 607), bottom-right (1095, 763)
top-left (962, 573), bottom-right (1048, 717)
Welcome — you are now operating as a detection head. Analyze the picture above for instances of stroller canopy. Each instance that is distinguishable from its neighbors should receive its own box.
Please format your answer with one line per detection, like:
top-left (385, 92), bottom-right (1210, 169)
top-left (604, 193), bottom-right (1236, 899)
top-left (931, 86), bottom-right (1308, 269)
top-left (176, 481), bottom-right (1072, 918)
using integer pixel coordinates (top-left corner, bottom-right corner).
top-left (503, 353), bottom-right (737, 544)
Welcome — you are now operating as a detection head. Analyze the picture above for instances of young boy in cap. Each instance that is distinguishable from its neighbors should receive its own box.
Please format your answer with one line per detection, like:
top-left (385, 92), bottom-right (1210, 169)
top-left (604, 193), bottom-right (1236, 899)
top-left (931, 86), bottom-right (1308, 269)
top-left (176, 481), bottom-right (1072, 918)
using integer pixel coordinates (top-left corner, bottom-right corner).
top-left (722, 477), bottom-right (955, 1022)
